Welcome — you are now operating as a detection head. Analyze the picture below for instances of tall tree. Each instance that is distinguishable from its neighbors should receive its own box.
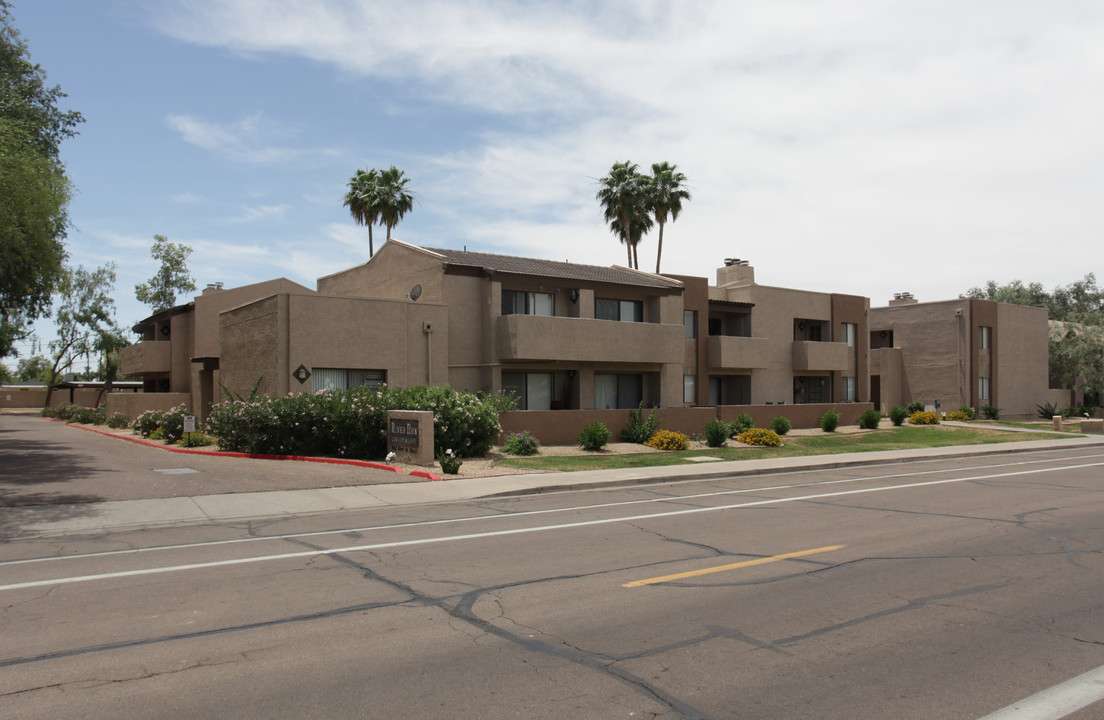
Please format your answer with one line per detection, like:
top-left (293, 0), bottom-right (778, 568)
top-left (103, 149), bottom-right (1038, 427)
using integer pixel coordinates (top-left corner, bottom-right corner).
top-left (343, 167), bottom-right (381, 257)
top-left (15, 354), bottom-right (50, 382)
top-left (647, 162), bottom-right (691, 274)
top-left (376, 166), bottom-right (415, 241)
top-left (43, 264), bottom-right (122, 406)
top-left (134, 234), bottom-right (197, 313)
top-left (0, 2), bottom-right (84, 358)
top-left (597, 161), bottom-right (653, 269)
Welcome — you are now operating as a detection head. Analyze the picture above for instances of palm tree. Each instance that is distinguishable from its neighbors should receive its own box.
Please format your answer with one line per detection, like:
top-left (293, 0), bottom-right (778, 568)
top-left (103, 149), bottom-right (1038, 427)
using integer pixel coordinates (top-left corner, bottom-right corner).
top-left (648, 162), bottom-right (691, 274)
top-left (596, 161), bottom-right (653, 269)
top-left (343, 168), bottom-right (381, 257)
top-left (376, 166), bottom-right (415, 241)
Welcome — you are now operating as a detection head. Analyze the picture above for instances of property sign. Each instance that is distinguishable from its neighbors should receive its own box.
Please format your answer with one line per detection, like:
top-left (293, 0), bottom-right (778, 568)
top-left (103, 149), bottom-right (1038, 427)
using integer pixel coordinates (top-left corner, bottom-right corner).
top-left (389, 418), bottom-right (420, 448)
top-left (183, 415), bottom-right (196, 433)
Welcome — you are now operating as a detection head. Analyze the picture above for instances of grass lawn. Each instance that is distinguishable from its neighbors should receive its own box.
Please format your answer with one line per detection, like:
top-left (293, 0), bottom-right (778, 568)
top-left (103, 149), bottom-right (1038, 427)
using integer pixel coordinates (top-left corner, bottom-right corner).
top-left (495, 425), bottom-right (1073, 473)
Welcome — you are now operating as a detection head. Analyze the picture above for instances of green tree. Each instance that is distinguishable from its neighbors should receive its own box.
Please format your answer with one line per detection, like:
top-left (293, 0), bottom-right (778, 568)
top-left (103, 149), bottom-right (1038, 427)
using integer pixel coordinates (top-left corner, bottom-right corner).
top-left (647, 162), bottom-right (691, 274)
top-left (1049, 324), bottom-right (1104, 400)
top-left (43, 264), bottom-right (122, 406)
top-left (0, 361), bottom-right (11, 383)
top-left (134, 234), bottom-right (197, 313)
top-left (376, 166), bottom-right (415, 242)
top-left (0, 3), bottom-right (83, 358)
top-left (343, 167), bottom-right (382, 257)
top-left (597, 161), bottom-right (653, 269)
top-left (15, 354), bottom-right (51, 382)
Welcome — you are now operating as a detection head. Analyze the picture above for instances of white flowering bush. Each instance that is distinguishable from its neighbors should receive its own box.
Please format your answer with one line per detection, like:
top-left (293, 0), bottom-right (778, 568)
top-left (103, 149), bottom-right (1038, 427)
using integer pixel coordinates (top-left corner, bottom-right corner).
top-left (205, 384), bottom-right (516, 460)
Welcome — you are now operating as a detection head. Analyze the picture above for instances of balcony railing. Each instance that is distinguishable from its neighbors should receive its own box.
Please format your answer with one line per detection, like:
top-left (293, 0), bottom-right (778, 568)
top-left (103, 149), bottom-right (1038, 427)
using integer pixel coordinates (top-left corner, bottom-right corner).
top-left (707, 335), bottom-right (771, 369)
top-left (120, 341), bottom-right (172, 376)
top-left (792, 340), bottom-right (849, 371)
top-left (497, 315), bottom-right (683, 364)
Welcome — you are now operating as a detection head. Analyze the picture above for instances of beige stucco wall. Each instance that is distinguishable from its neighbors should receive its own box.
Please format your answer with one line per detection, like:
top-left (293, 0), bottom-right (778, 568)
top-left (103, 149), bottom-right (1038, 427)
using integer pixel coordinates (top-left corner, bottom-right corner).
top-left (193, 278), bottom-right (313, 359)
top-left (316, 240), bottom-right (447, 302)
top-left (996, 303), bottom-right (1051, 418)
top-left (870, 299), bottom-right (969, 410)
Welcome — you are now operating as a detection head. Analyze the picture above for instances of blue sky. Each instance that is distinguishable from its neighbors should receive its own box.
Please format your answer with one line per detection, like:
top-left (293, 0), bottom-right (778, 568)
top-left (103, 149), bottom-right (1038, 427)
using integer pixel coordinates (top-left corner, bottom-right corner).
top-left (8, 0), bottom-right (1103, 368)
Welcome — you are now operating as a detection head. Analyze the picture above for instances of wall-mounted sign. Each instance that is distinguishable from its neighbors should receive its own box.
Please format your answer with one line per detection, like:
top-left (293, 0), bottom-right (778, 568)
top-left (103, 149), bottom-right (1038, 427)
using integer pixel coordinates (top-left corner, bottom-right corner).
top-left (389, 418), bottom-right (420, 448)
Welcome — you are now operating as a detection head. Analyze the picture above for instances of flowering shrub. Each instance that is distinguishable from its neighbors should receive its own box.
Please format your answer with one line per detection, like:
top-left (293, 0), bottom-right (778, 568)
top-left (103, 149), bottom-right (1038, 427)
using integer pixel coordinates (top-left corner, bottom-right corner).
top-left (106, 412), bottom-right (130, 429)
top-left (737, 428), bottom-right (783, 447)
top-left (908, 410), bottom-right (941, 425)
top-left (204, 385), bottom-right (513, 460)
top-left (176, 430), bottom-right (216, 447)
top-left (67, 406), bottom-right (106, 425)
top-left (501, 431), bottom-right (540, 456)
top-left (135, 405), bottom-right (194, 444)
top-left (957, 406), bottom-right (977, 420)
top-left (133, 409), bottom-right (168, 438)
top-left (645, 429), bottom-right (690, 451)
top-left (945, 410), bottom-right (972, 422)
top-left (438, 448), bottom-right (462, 474)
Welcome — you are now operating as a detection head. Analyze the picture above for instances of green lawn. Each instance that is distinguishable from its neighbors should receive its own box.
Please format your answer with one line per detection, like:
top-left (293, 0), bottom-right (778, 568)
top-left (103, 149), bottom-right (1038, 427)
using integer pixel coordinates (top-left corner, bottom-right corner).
top-left (494, 425), bottom-right (1072, 473)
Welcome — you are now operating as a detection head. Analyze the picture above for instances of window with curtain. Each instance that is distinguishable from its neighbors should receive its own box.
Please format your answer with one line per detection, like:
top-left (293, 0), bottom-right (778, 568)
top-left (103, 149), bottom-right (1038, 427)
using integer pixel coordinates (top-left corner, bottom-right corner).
top-left (313, 369), bottom-right (386, 392)
top-left (595, 298), bottom-right (643, 322)
top-left (594, 373), bottom-right (643, 409)
top-left (501, 290), bottom-right (554, 317)
top-left (501, 372), bottom-right (554, 410)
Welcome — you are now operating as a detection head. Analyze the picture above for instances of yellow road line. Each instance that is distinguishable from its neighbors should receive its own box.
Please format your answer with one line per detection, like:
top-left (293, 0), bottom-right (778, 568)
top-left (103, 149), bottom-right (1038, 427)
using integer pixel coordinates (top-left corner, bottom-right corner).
top-left (623, 544), bottom-right (846, 587)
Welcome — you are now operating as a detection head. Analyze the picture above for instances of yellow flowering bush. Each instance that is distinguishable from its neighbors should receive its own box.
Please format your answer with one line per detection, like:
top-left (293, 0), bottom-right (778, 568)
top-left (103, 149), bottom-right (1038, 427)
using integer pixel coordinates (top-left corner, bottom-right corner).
top-left (737, 428), bottom-right (783, 447)
top-left (945, 410), bottom-right (972, 422)
top-left (908, 410), bottom-right (941, 425)
top-left (645, 429), bottom-right (690, 451)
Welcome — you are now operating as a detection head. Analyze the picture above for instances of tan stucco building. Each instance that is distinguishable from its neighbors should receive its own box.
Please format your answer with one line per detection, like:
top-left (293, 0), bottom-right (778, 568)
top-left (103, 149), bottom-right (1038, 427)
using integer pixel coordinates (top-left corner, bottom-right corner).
top-left (117, 242), bottom-right (1049, 423)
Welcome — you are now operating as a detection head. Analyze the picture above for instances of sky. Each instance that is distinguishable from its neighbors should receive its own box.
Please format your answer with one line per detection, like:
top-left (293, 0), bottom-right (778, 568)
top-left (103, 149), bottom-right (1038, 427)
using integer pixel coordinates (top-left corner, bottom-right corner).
top-left (7, 0), bottom-right (1104, 370)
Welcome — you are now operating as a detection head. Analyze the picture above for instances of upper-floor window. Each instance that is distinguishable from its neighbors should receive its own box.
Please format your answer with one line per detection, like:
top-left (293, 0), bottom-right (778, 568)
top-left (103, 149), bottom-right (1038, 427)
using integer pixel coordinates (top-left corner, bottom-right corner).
top-left (684, 310), bottom-right (697, 339)
top-left (841, 322), bottom-right (857, 347)
top-left (979, 326), bottom-right (992, 349)
top-left (502, 290), bottom-right (554, 317)
top-left (596, 298), bottom-right (643, 322)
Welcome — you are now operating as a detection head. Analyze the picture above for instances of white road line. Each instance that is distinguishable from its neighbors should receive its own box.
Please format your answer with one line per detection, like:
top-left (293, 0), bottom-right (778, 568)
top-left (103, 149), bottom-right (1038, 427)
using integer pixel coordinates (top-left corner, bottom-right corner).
top-left (977, 663), bottom-right (1104, 719)
top-left (4, 452), bottom-right (1102, 568)
top-left (1, 460), bottom-right (1100, 593)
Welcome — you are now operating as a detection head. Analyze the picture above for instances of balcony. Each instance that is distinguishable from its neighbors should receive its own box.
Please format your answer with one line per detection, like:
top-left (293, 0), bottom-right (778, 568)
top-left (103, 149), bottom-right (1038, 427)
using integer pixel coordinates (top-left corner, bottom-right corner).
top-left (120, 341), bottom-right (172, 376)
top-left (707, 335), bottom-right (771, 369)
top-left (497, 315), bottom-right (683, 364)
top-left (792, 341), bottom-right (849, 371)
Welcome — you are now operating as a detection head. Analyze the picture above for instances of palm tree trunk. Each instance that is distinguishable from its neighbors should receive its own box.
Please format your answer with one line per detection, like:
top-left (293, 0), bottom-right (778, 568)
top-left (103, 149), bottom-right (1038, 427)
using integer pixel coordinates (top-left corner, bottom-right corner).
top-left (626, 242), bottom-right (632, 267)
top-left (655, 222), bottom-right (665, 274)
top-left (368, 224), bottom-right (374, 258)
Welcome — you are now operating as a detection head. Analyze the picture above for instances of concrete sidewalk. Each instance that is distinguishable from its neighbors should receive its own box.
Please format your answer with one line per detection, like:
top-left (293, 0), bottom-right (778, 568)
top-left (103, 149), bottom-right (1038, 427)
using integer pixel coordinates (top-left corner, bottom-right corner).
top-left (3, 431), bottom-right (1102, 539)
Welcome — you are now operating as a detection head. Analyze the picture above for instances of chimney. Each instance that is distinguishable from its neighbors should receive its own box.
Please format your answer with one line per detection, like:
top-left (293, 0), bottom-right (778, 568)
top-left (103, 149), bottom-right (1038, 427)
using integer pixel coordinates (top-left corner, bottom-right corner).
top-left (717, 258), bottom-right (755, 286)
top-left (204, 282), bottom-right (225, 294)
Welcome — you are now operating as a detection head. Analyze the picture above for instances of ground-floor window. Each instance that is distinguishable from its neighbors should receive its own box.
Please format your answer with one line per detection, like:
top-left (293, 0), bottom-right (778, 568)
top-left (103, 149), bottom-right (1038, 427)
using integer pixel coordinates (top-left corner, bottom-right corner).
top-left (978, 376), bottom-right (991, 401)
top-left (313, 368), bottom-right (386, 392)
top-left (502, 372), bottom-right (554, 410)
top-left (708, 375), bottom-right (751, 405)
top-left (595, 373), bottom-right (642, 409)
top-left (683, 374), bottom-right (696, 404)
top-left (794, 376), bottom-right (828, 404)
top-left (842, 376), bottom-right (857, 402)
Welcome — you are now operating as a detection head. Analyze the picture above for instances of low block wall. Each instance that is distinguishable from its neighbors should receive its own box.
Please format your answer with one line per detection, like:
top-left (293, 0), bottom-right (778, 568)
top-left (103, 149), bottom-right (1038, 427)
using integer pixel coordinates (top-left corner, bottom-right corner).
top-left (499, 403), bottom-right (874, 446)
top-left (0, 387), bottom-right (104, 409)
top-left (105, 393), bottom-right (192, 421)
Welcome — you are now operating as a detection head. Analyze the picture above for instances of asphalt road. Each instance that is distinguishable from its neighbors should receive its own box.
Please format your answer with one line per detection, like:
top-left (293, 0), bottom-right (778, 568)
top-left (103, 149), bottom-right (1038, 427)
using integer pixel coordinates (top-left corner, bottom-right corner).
top-left (2, 445), bottom-right (1104, 718)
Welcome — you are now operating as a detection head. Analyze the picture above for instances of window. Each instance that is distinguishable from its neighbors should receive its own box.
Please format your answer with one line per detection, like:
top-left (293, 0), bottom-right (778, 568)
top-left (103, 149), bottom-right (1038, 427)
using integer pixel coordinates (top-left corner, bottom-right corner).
top-left (979, 326), bottom-right (992, 349)
top-left (501, 372), bottom-right (553, 410)
top-left (684, 310), bottom-right (697, 339)
top-left (979, 376), bottom-right (991, 401)
top-left (502, 290), bottom-right (554, 317)
top-left (594, 373), bottom-right (643, 409)
top-left (842, 376), bottom-right (857, 402)
top-left (596, 298), bottom-right (643, 322)
top-left (841, 323), bottom-right (857, 347)
top-left (313, 369), bottom-right (386, 392)
top-left (683, 374), bottom-right (696, 403)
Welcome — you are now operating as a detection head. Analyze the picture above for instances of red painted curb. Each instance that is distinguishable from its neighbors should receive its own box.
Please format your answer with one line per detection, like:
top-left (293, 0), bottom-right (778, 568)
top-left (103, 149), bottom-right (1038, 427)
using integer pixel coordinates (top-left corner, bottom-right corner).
top-left (69, 423), bottom-right (406, 473)
top-left (408, 470), bottom-right (443, 482)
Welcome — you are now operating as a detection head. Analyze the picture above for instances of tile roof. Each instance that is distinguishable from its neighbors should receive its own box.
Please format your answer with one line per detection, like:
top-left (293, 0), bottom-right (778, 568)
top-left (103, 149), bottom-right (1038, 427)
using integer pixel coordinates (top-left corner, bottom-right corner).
top-left (423, 247), bottom-right (683, 290)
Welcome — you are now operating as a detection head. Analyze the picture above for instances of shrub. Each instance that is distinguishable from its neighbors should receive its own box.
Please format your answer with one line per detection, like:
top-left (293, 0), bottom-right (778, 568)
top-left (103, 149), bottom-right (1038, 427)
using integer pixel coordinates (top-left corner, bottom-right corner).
top-left (501, 431), bottom-right (540, 456)
top-left (1036, 402), bottom-right (1071, 419)
top-left (106, 412), bottom-right (130, 429)
top-left (156, 405), bottom-right (193, 444)
top-left (737, 428), bottom-right (783, 447)
top-left (888, 406), bottom-right (909, 426)
top-left (769, 416), bottom-right (791, 436)
top-left (67, 406), bottom-right (106, 425)
top-left (908, 410), bottom-right (941, 425)
top-left (906, 401), bottom-right (925, 414)
top-left (621, 403), bottom-right (661, 444)
top-left (820, 410), bottom-right (840, 433)
top-left (981, 405), bottom-right (1001, 420)
top-left (703, 418), bottom-right (730, 447)
top-left (577, 421), bottom-right (610, 451)
top-left (437, 449), bottom-right (463, 474)
top-left (133, 409), bottom-right (167, 438)
top-left (957, 406), bottom-right (977, 420)
top-left (176, 430), bottom-right (215, 448)
top-left (645, 429), bottom-right (690, 451)
top-left (730, 413), bottom-right (755, 436)
top-left (857, 408), bottom-right (881, 430)
top-left (43, 403), bottom-right (80, 420)
top-left (945, 410), bottom-right (972, 422)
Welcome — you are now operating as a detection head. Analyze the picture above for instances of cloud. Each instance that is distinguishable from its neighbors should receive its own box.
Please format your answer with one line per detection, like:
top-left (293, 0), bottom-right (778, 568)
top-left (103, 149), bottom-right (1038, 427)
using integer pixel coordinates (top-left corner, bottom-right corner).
top-left (225, 204), bottom-right (289, 223)
top-left (165, 112), bottom-right (340, 163)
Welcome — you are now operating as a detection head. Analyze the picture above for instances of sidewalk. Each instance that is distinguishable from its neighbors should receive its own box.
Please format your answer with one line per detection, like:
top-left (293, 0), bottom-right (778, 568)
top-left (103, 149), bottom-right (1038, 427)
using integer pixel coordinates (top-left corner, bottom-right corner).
top-left (4, 429), bottom-right (1102, 539)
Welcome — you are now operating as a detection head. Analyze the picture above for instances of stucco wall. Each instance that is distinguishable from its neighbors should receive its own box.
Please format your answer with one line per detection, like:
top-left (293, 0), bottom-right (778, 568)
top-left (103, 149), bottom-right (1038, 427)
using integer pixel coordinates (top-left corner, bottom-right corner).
top-left (870, 300), bottom-right (969, 410)
top-left (996, 303), bottom-right (1051, 418)
top-left (219, 296), bottom-right (282, 399)
top-left (316, 241), bottom-right (447, 302)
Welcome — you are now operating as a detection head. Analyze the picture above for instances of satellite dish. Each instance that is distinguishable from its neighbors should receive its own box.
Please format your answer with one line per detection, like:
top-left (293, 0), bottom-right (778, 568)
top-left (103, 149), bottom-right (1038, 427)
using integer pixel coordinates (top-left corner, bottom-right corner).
top-left (407, 284), bottom-right (422, 301)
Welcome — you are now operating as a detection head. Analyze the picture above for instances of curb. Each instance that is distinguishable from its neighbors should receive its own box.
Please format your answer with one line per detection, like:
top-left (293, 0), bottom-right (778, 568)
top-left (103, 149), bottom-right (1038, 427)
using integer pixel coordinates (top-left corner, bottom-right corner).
top-left (66, 422), bottom-right (444, 481)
